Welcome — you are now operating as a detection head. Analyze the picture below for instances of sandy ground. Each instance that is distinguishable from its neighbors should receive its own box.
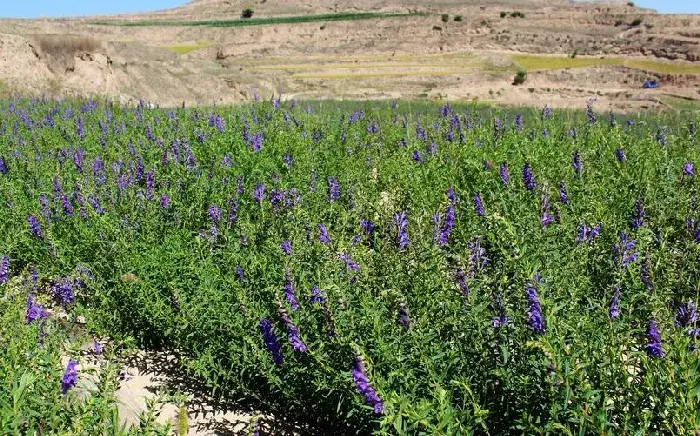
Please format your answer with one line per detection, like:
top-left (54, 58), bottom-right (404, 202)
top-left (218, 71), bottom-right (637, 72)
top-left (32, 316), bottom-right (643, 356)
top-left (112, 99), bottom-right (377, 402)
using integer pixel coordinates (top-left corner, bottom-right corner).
top-left (0, 0), bottom-right (698, 109)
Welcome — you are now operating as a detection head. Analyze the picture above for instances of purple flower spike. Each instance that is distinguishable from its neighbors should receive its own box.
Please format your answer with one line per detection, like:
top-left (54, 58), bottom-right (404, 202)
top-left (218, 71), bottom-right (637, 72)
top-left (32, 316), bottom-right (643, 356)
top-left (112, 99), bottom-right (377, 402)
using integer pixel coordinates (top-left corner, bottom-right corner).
top-left (499, 162), bottom-right (510, 185)
top-left (394, 211), bottom-right (409, 250)
top-left (259, 318), bottom-right (284, 365)
top-left (26, 295), bottom-right (47, 324)
top-left (277, 303), bottom-right (307, 352)
top-left (280, 240), bottom-right (292, 256)
top-left (283, 270), bottom-right (300, 311)
top-left (522, 163), bottom-right (536, 191)
top-left (352, 356), bottom-right (383, 414)
top-left (526, 285), bottom-right (545, 334)
top-left (609, 287), bottom-right (621, 320)
top-left (675, 301), bottom-right (697, 328)
top-left (683, 161), bottom-right (695, 177)
top-left (473, 193), bottom-right (485, 217)
top-left (61, 359), bottom-right (79, 395)
top-left (558, 181), bottom-right (569, 206)
top-left (318, 224), bottom-right (331, 245)
top-left (630, 199), bottom-right (645, 230)
top-left (0, 255), bottom-right (9, 284)
top-left (615, 148), bottom-right (626, 163)
top-left (646, 320), bottom-right (664, 358)
top-left (253, 183), bottom-right (266, 206)
top-left (327, 177), bottom-right (340, 202)
top-left (572, 150), bottom-right (583, 174)
top-left (310, 286), bottom-right (325, 304)
top-left (398, 303), bottom-right (410, 329)
top-left (160, 194), bottom-right (171, 209)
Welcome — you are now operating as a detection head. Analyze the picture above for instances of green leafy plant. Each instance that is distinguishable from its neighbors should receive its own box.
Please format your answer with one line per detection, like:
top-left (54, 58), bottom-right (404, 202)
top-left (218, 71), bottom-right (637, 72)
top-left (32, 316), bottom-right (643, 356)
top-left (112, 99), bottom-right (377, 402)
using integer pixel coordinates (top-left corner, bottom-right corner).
top-left (513, 70), bottom-right (527, 85)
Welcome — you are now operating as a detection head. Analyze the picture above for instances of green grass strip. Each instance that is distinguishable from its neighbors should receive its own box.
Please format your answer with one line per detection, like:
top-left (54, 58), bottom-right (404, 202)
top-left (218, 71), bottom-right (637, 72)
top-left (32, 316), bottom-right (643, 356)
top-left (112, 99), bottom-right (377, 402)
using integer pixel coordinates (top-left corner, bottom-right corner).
top-left (89, 12), bottom-right (425, 27)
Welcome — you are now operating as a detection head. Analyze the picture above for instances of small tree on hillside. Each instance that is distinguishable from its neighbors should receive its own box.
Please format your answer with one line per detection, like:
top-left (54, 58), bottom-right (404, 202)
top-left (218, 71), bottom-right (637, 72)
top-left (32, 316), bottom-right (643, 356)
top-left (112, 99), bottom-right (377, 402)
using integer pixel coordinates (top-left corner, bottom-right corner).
top-left (241, 8), bottom-right (254, 19)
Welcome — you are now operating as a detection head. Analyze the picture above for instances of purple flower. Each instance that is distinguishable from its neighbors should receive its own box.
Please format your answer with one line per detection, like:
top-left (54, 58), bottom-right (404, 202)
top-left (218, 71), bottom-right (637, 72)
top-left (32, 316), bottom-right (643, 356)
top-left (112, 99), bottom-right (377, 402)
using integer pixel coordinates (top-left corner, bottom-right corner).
top-left (394, 211), bottom-right (409, 250)
top-left (499, 162), bottom-right (510, 185)
top-left (646, 319), bottom-right (664, 358)
top-left (39, 194), bottom-right (51, 221)
top-left (236, 266), bottom-right (246, 282)
top-left (61, 359), bottom-right (79, 394)
top-left (438, 206), bottom-right (455, 246)
top-left (253, 183), bottom-right (266, 206)
top-left (310, 286), bottom-right (325, 304)
top-left (283, 153), bottom-right (293, 169)
top-left (432, 213), bottom-right (442, 243)
top-left (541, 212), bottom-right (553, 228)
top-left (630, 199), bottom-right (645, 230)
top-left (515, 113), bottom-right (523, 131)
top-left (541, 196), bottom-right (553, 227)
top-left (339, 252), bottom-right (361, 271)
top-left (522, 163), bottom-right (536, 191)
top-left (227, 199), bottom-right (238, 227)
top-left (468, 238), bottom-right (488, 273)
top-left (613, 233), bottom-right (638, 269)
top-left (27, 215), bottom-right (43, 240)
top-left (675, 301), bottom-right (697, 328)
top-left (398, 303), bottom-right (410, 329)
top-left (576, 224), bottom-right (589, 244)
top-left (249, 132), bottom-right (263, 152)
top-left (473, 193), bottom-right (485, 217)
top-left (25, 294), bottom-right (47, 324)
top-left (491, 292), bottom-right (508, 328)
top-left (88, 196), bottom-right (105, 215)
top-left (559, 181), bottom-right (569, 206)
top-left (318, 224), bottom-right (331, 245)
top-left (259, 318), bottom-right (284, 365)
top-left (207, 205), bottom-right (222, 226)
top-left (52, 278), bottom-right (76, 305)
top-left (446, 187), bottom-right (458, 204)
top-left (609, 287), bottom-right (621, 320)
top-left (455, 268), bottom-right (468, 297)
top-left (572, 150), bottom-right (583, 174)
top-left (360, 219), bottom-right (374, 236)
top-left (60, 193), bottom-right (74, 217)
top-left (327, 177), bottom-right (340, 202)
top-left (412, 150), bottom-right (423, 163)
top-left (0, 156), bottom-right (7, 175)
top-left (280, 240), bottom-right (292, 256)
top-left (284, 270), bottom-right (300, 311)
top-left (615, 148), bottom-right (626, 163)
top-left (542, 104), bottom-right (551, 118)
top-left (93, 340), bottom-right (103, 356)
top-left (352, 356), bottom-right (383, 414)
top-left (277, 303), bottom-right (307, 352)
top-left (683, 161), bottom-right (695, 177)
top-left (0, 255), bottom-right (8, 284)
top-left (237, 175), bottom-right (245, 195)
top-left (160, 194), bottom-right (171, 209)
top-left (526, 285), bottom-right (545, 334)
top-left (146, 169), bottom-right (155, 201)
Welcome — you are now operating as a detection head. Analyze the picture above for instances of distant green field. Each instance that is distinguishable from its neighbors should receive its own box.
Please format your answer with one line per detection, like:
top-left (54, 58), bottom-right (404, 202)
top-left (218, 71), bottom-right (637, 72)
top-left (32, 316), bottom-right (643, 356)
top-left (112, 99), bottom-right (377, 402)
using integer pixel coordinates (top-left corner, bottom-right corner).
top-left (90, 12), bottom-right (425, 27)
top-left (165, 41), bottom-right (213, 55)
top-left (513, 54), bottom-right (700, 75)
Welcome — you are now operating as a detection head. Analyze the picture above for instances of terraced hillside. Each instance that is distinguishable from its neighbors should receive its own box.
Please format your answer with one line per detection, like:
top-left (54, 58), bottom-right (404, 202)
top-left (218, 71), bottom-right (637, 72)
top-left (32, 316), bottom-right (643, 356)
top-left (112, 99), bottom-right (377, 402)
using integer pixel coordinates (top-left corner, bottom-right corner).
top-left (0, 0), bottom-right (698, 110)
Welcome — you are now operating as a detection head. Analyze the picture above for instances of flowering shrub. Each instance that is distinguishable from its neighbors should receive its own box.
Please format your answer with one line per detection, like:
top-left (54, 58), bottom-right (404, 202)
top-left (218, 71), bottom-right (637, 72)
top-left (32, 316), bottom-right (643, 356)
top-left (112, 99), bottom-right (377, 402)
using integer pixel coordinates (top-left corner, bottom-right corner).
top-left (0, 97), bottom-right (698, 433)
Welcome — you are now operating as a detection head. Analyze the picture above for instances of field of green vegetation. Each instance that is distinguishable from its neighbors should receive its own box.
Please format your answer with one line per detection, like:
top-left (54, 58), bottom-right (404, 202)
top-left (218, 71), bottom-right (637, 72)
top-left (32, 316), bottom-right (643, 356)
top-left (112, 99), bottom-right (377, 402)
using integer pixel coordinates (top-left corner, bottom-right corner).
top-left (0, 97), bottom-right (698, 434)
top-left (90, 12), bottom-right (424, 28)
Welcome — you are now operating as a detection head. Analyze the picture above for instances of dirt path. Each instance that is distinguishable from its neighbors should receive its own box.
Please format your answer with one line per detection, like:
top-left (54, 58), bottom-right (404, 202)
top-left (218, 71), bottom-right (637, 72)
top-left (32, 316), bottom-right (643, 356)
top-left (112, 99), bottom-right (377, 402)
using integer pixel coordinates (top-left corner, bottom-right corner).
top-left (116, 351), bottom-right (303, 435)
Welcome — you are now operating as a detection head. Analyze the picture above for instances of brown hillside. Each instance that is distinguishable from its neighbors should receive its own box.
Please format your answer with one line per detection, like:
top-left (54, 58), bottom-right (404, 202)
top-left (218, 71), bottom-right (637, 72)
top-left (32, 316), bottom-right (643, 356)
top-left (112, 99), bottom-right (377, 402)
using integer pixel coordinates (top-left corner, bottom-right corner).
top-left (0, 0), bottom-right (698, 111)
